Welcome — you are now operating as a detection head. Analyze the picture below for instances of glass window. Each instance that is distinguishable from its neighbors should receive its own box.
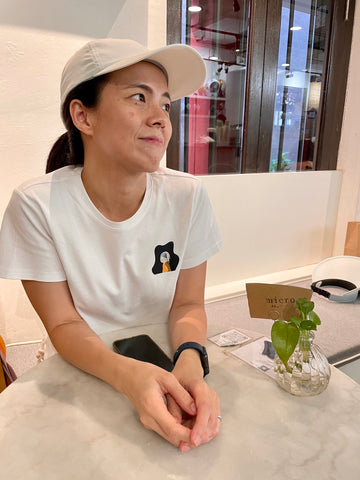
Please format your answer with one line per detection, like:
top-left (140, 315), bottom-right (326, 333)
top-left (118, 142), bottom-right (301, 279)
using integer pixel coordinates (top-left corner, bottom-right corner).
top-left (270, 1), bottom-right (329, 172)
top-left (167, 0), bottom-right (354, 175)
top-left (184, 1), bottom-right (250, 174)
top-left (184, 1), bottom-right (249, 174)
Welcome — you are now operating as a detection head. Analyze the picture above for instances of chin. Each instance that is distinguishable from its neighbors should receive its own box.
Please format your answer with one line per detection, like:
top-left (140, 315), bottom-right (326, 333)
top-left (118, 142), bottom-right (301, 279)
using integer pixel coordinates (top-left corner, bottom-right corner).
top-left (145, 157), bottom-right (163, 173)
top-left (146, 164), bottom-right (161, 173)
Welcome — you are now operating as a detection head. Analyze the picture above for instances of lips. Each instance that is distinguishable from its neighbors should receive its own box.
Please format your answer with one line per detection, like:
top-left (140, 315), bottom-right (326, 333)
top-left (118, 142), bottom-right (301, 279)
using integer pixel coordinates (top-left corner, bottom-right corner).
top-left (140, 136), bottom-right (164, 146)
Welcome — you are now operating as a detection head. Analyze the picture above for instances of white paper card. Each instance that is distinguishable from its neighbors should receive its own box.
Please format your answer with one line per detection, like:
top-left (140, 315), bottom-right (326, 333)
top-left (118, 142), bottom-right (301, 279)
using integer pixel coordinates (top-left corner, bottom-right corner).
top-left (209, 329), bottom-right (251, 347)
top-left (230, 337), bottom-right (276, 379)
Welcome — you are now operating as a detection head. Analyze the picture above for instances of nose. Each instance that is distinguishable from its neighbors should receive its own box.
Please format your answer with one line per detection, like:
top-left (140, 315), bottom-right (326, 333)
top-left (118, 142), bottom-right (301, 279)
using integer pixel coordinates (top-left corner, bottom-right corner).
top-left (147, 103), bottom-right (170, 128)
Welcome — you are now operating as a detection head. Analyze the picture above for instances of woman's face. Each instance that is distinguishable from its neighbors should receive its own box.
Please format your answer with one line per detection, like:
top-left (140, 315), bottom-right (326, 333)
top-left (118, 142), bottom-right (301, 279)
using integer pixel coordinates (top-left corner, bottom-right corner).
top-left (84, 61), bottom-right (172, 174)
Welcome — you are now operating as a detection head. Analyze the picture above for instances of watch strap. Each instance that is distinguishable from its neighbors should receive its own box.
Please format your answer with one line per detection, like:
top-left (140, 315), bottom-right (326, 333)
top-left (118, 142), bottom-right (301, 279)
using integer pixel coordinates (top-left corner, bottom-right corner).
top-left (173, 341), bottom-right (209, 377)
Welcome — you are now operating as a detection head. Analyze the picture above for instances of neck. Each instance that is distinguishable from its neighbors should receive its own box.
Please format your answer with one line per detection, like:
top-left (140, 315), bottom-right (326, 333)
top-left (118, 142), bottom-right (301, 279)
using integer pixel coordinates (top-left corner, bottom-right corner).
top-left (81, 162), bottom-right (147, 222)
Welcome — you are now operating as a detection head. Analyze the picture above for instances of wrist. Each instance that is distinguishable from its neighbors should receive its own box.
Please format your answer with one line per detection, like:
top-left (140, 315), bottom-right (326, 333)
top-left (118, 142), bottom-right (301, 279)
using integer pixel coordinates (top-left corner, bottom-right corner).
top-left (107, 351), bottom-right (138, 394)
top-left (175, 348), bottom-right (203, 369)
top-left (173, 342), bottom-right (209, 377)
top-left (173, 351), bottom-right (204, 382)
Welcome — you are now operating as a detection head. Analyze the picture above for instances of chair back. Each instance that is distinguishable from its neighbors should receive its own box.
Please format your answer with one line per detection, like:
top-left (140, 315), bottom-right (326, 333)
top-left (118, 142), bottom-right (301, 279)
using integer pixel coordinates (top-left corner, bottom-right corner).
top-left (0, 335), bottom-right (17, 393)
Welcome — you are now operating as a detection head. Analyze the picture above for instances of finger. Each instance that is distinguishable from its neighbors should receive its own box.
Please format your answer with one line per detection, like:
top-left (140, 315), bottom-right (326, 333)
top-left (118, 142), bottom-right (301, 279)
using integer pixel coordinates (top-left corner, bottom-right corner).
top-left (178, 413), bottom-right (204, 454)
top-left (140, 397), bottom-right (192, 447)
top-left (161, 375), bottom-right (197, 417)
top-left (190, 389), bottom-right (221, 446)
top-left (192, 408), bottom-right (222, 445)
top-left (207, 412), bottom-right (222, 440)
top-left (179, 440), bottom-right (195, 453)
top-left (165, 394), bottom-right (183, 424)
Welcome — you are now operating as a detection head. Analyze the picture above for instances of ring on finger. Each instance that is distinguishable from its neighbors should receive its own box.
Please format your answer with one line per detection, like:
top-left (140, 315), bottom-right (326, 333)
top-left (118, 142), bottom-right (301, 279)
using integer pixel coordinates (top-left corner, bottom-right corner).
top-left (217, 415), bottom-right (222, 422)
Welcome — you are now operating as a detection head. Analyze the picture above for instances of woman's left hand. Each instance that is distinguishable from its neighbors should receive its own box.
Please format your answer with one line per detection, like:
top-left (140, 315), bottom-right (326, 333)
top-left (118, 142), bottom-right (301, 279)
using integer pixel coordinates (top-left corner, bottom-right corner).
top-left (166, 350), bottom-right (221, 453)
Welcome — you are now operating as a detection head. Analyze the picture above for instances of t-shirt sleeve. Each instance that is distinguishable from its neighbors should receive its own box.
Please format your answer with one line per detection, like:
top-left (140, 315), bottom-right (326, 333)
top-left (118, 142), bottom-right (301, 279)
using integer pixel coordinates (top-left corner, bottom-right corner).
top-left (181, 180), bottom-right (223, 269)
top-left (0, 189), bottom-right (66, 281)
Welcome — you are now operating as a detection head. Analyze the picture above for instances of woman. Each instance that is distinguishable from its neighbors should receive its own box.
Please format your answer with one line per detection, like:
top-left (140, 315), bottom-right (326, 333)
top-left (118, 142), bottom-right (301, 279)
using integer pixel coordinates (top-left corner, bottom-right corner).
top-left (0, 39), bottom-right (223, 452)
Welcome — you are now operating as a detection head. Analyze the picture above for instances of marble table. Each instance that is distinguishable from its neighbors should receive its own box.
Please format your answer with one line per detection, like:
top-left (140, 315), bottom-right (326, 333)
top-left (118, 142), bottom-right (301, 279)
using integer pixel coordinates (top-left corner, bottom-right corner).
top-left (1, 322), bottom-right (360, 480)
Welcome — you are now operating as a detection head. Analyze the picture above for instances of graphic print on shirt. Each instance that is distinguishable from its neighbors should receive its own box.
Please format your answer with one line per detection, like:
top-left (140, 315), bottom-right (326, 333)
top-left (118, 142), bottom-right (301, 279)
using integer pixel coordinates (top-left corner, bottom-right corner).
top-left (152, 241), bottom-right (179, 274)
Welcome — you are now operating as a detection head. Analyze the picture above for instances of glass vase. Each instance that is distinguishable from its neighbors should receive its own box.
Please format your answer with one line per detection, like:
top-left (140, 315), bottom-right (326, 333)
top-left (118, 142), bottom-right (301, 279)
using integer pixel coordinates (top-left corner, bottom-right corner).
top-left (274, 330), bottom-right (331, 396)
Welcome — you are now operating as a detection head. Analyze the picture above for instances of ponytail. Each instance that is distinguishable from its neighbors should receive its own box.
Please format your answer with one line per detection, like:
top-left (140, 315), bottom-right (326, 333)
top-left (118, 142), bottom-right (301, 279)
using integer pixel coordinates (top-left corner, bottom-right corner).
top-left (46, 128), bottom-right (84, 174)
top-left (46, 74), bottom-right (109, 174)
top-left (46, 133), bottom-right (71, 173)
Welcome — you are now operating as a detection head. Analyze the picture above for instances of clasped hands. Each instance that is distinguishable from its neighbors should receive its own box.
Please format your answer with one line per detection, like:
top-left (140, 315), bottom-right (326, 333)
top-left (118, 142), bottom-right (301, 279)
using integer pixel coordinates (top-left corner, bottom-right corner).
top-left (121, 358), bottom-right (221, 453)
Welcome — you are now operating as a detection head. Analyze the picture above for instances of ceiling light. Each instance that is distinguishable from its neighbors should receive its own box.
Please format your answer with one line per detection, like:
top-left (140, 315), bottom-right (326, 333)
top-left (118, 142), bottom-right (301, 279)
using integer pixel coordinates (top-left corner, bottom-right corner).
top-left (290, 26), bottom-right (302, 31)
top-left (209, 55), bottom-right (219, 61)
top-left (188, 6), bottom-right (202, 12)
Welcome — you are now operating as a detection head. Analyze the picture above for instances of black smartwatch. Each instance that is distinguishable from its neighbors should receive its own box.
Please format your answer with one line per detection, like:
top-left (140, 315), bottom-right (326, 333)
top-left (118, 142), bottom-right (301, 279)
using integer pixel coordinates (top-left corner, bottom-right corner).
top-left (173, 342), bottom-right (209, 377)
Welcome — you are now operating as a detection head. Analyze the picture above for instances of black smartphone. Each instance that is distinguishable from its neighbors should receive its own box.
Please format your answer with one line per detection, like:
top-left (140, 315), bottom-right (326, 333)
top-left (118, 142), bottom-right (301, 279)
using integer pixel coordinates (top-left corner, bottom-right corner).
top-left (112, 334), bottom-right (174, 372)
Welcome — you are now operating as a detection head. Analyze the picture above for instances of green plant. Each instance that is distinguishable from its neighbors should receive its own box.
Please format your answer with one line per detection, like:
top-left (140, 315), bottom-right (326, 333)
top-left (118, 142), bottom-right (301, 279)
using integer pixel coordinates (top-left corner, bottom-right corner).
top-left (269, 152), bottom-right (291, 172)
top-left (271, 298), bottom-right (321, 371)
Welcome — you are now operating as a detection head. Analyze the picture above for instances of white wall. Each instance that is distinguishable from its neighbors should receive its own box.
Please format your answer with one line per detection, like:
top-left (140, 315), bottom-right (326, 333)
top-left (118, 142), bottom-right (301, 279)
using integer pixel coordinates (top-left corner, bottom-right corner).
top-left (203, 170), bottom-right (342, 299)
top-left (0, 0), bottom-right (358, 343)
top-left (0, 29), bottom-right (91, 343)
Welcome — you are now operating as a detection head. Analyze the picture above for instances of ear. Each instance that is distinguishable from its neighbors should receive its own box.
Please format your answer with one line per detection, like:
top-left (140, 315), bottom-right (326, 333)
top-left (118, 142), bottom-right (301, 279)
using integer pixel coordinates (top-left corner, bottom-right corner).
top-left (69, 99), bottom-right (95, 135)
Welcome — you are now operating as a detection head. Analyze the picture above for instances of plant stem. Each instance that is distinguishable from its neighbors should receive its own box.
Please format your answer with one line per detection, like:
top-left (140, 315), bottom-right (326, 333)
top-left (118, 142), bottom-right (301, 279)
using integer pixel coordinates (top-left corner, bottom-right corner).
top-left (299, 329), bottom-right (311, 363)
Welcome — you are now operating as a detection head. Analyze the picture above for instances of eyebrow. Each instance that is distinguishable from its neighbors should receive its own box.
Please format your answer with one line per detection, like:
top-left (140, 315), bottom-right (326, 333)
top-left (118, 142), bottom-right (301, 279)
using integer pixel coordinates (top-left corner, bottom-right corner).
top-left (126, 83), bottom-right (171, 101)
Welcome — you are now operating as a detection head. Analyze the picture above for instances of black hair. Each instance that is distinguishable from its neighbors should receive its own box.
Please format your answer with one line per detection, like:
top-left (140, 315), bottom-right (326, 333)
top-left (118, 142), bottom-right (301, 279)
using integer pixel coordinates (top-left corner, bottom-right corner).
top-left (46, 74), bottom-right (109, 174)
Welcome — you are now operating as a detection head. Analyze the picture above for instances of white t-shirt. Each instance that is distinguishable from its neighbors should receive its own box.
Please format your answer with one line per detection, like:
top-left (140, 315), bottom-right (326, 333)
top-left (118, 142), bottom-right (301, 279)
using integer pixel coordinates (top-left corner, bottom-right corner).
top-left (0, 166), bottom-right (222, 334)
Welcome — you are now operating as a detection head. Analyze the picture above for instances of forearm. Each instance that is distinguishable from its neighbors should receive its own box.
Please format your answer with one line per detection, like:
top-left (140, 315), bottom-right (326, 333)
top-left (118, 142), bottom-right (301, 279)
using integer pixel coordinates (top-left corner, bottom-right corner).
top-left (168, 303), bottom-right (207, 352)
top-left (48, 319), bottom-right (131, 393)
top-left (168, 263), bottom-right (208, 377)
top-left (21, 280), bottom-right (132, 392)
top-left (168, 303), bottom-right (208, 380)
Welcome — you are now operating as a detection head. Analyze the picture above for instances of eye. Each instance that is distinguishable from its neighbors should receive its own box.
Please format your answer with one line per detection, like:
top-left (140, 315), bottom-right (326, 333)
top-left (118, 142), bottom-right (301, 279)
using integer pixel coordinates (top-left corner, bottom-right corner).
top-left (133, 93), bottom-right (145, 102)
top-left (162, 103), bottom-right (171, 113)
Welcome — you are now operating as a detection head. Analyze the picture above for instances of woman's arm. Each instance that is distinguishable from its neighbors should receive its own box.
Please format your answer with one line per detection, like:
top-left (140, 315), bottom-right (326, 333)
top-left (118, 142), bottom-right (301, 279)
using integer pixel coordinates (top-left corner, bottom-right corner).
top-left (22, 280), bottom-right (197, 450)
top-left (168, 262), bottom-right (221, 452)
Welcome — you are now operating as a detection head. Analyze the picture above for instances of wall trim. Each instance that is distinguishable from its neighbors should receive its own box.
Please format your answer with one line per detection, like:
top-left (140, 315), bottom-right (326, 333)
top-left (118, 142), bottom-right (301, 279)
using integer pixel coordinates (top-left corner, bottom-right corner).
top-left (205, 264), bottom-right (315, 302)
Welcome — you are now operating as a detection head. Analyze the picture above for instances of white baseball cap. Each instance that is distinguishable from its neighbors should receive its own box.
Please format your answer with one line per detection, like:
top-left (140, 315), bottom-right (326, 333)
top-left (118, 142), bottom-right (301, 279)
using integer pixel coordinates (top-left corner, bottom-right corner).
top-left (311, 256), bottom-right (360, 303)
top-left (60, 38), bottom-right (206, 108)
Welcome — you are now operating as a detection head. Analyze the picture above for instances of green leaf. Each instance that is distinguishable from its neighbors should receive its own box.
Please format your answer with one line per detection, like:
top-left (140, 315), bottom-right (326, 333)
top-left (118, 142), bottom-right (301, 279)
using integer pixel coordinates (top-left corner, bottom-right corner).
top-left (300, 320), bottom-right (317, 330)
top-left (300, 301), bottom-right (315, 315)
top-left (271, 321), bottom-right (300, 367)
top-left (308, 311), bottom-right (321, 325)
top-left (296, 298), bottom-right (308, 310)
top-left (289, 315), bottom-right (301, 328)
